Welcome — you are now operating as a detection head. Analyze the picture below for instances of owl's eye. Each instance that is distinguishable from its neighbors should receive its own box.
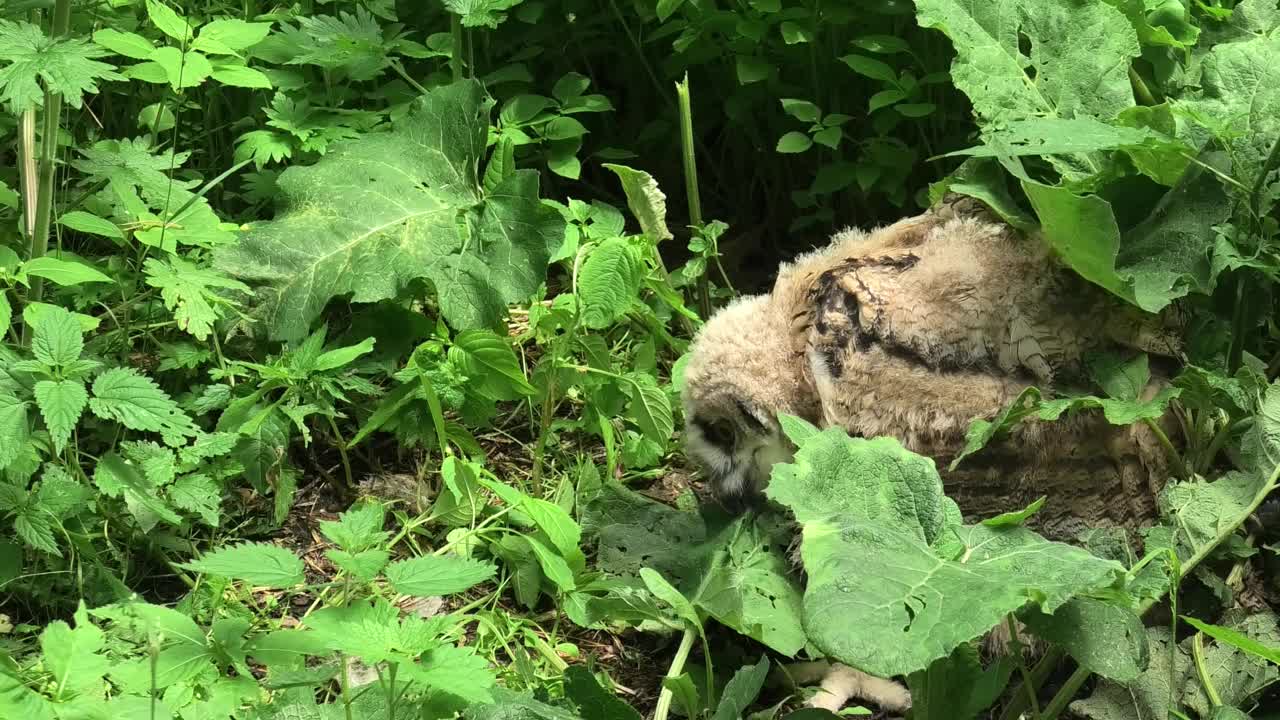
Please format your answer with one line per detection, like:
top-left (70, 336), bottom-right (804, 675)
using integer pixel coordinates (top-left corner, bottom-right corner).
top-left (700, 419), bottom-right (735, 448)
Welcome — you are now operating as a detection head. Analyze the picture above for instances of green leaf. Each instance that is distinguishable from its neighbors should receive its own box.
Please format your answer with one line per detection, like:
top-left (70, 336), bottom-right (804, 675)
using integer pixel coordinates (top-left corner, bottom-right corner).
top-left (640, 568), bottom-right (699, 626)
top-left (313, 337), bottom-right (375, 372)
top-left (656, 0), bottom-right (686, 21)
top-left (327, 549), bottom-right (390, 583)
top-left (405, 645), bottom-right (496, 704)
top-left (14, 512), bottom-right (59, 555)
top-left (766, 427), bottom-right (1126, 678)
top-left (209, 62), bottom-right (272, 89)
top-left (215, 80), bottom-right (563, 341)
top-left (145, 0), bottom-right (194, 43)
top-left (91, 28), bottom-right (155, 60)
top-left (776, 131), bottom-right (813, 154)
top-left (1177, 35), bottom-right (1280, 184)
top-left (915, 0), bottom-right (1138, 125)
top-left (0, 20), bottom-right (123, 112)
top-left (34, 379), bottom-right (86, 454)
top-left (1022, 597), bottom-right (1149, 681)
top-left (563, 665), bottom-right (642, 720)
top-left (525, 535), bottom-right (577, 591)
top-left (1181, 616), bottom-right (1280, 665)
top-left (780, 98), bottom-right (820, 122)
top-left (928, 158), bottom-right (1038, 232)
top-left (193, 19), bottom-right (273, 54)
top-left (89, 368), bottom-right (198, 441)
top-left (839, 54), bottom-right (897, 83)
top-left (31, 305), bottom-right (83, 367)
top-left (443, 0), bottom-right (525, 28)
top-left (93, 452), bottom-right (182, 530)
top-left (22, 256), bottom-right (114, 286)
top-left (452, 329), bottom-right (536, 399)
top-left (144, 256), bottom-right (250, 341)
top-left (602, 164), bottom-right (673, 243)
top-left (318, 500), bottom-right (389, 552)
top-left (147, 46), bottom-right (213, 90)
top-left (712, 657), bottom-right (771, 720)
top-left (0, 671), bottom-right (53, 720)
top-left (40, 605), bottom-right (109, 695)
top-left (869, 88), bottom-right (907, 112)
top-left (180, 542), bottom-right (304, 588)
top-left (579, 238), bottom-right (643, 329)
top-left (57, 210), bottom-right (124, 240)
top-left (625, 373), bottom-right (673, 444)
top-left (0, 391), bottom-right (28, 471)
top-left (384, 554), bottom-right (497, 596)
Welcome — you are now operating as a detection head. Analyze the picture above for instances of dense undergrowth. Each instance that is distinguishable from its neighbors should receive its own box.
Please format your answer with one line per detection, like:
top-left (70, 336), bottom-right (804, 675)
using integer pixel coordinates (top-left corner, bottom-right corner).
top-left (0, 0), bottom-right (1279, 718)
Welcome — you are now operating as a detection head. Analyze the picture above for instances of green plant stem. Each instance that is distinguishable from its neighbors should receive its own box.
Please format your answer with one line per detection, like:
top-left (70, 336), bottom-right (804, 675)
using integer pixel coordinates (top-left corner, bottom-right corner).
top-left (674, 73), bottom-right (710, 318)
top-left (1144, 417), bottom-right (1189, 480)
top-left (652, 625), bottom-right (697, 720)
top-left (325, 414), bottom-right (356, 492)
top-left (1039, 466), bottom-right (1280, 720)
top-left (1227, 275), bottom-right (1247, 375)
top-left (1008, 615), bottom-right (1042, 720)
top-left (1191, 632), bottom-right (1222, 708)
top-left (450, 15), bottom-right (464, 80)
top-left (1128, 65), bottom-right (1160, 105)
top-left (1197, 416), bottom-right (1237, 475)
top-left (23, 0), bottom-right (73, 346)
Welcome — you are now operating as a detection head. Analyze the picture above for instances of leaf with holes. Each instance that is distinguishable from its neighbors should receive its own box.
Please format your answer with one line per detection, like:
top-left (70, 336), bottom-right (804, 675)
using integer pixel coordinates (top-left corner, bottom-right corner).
top-left (215, 79), bottom-right (563, 342)
top-left (766, 424), bottom-right (1127, 677)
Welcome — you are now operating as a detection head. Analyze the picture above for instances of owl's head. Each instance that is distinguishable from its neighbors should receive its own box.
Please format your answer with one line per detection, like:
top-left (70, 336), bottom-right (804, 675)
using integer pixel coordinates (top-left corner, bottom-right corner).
top-left (680, 294), bottom-right (815, 512)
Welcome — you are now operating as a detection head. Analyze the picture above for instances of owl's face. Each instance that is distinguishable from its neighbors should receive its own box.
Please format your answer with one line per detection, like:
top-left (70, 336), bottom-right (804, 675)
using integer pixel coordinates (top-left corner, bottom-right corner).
top-left (684, 394), bottom-right (794, 512)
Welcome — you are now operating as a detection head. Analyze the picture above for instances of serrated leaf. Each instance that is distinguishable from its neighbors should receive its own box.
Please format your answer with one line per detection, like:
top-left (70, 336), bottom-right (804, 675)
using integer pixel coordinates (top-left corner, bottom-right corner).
top-left (23, 256), bottom-right (113, 287)
top-left (14, 511), bottom-right (59, 555)
top-left (180, 542), bottom-right (304, 588)
top-left (327, 549), bottom-right (389, 582)
top-left (603, 164), bottom-right (672, 243)
top-left (89, 367), bottom-right (198, 441)
top-left (385, 554), bottom-right (497, 596)
top-left (94, 452), bottom-right (182, 530)
top-left (0, 20), bottom-right (124, 112)
top-left (0, 391), bottom-right (28, 470)
top-left (452, 329), bottom-right (535, 400)
top-left (169, 474), bottom-right (220, 526)
top-left (579, 238), bottom-right (642, 329)
top-left (215, 80), bottom-right (563, 341)
top-left (766, 426), bottom-right (1126, 678)
top-left (405, 645), bottom-right (496, 704)
top-left (625, 373), bottom-right (673, 444)
top-left (443, 0), bottom-right (525, 28)
top-left (144, 256), bottom-right (249, 341)
top-left (318, 501), bottom-right (389, 552)
top-left (34, 379), bottom-right (86, 454)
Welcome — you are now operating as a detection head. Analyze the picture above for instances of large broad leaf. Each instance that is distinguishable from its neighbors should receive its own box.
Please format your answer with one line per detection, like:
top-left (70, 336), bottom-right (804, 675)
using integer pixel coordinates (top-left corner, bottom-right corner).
top-left (216, 80), bottom-right (564, 342)
top-left (765, 422), bottom-right (1127, 678)
top-left (915, 0), bottom-right (1138, 125)
top-left (1177, 34), bottom-right (1280, 185)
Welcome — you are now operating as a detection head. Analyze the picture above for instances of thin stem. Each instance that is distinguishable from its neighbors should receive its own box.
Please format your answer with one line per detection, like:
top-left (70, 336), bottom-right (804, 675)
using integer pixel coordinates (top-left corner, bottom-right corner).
top-left (450, 15), bottom-right (464, 80)
top-left (324, 414), bottom-right (355, 492)
top-left (1007, 615), bottom-right (1042, 720)
top-left (652, 626), bottom-right (698, 720)
top-left (675, 73), bottom-right (709, 318)
top-left (1227, 275), bottom-right (1247, 375)
top-left (24, 0), bottom-right (73, 345)
top-left (1143, 417), bottom-right (1190, 481)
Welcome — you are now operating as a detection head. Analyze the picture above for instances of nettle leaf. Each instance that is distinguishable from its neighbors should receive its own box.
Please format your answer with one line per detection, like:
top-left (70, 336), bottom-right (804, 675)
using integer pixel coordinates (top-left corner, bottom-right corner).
top-left (34, 380), bottom-right (87, 455)
top-left (31, 305), bottom-right (84, 368)
top-left (384, 554), bottom-right (498, 596)
top-left (603, 164), bottom-right (673, 243)
top-left (580, 238), bottom-right (643, 329)
top-left (766, 425), bottom-right (1127, 678)
top-left (0, 20), bottom-right (123, 112)
top-left (181, 542), bottom-right (304, 588)
top-left (144, 256), bottom-right (250, 340)
top-left (0, 390), bottom-right (29, 470)
top-left (89, 368), bottom-right (198, 442)
top-left (915, 0), bottom-right (1137, 126)
top-left (215, 79), bottom-right (564, 342)
top-left (452, 329), bottom-right (536, 400)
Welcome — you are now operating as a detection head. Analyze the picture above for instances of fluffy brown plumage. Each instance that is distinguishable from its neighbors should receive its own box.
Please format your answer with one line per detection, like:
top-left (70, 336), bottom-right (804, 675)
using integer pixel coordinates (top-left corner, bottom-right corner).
top-left (680, 195), bottom-right (1184, 712)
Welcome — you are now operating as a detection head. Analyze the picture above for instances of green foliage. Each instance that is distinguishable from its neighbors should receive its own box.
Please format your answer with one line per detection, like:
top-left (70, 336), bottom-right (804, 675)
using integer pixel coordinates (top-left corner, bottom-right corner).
top-left (0, 1), bottom-right (1278, 719)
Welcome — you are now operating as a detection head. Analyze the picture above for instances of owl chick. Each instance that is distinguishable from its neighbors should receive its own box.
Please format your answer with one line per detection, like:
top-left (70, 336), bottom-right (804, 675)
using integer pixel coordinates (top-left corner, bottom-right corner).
top-left (680, 195), bottom-right (1182, 712)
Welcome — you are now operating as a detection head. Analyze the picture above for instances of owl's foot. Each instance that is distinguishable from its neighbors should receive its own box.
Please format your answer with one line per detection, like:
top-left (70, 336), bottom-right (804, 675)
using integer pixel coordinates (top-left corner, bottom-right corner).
top-left (778, 660), bottom-right (911, 716)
